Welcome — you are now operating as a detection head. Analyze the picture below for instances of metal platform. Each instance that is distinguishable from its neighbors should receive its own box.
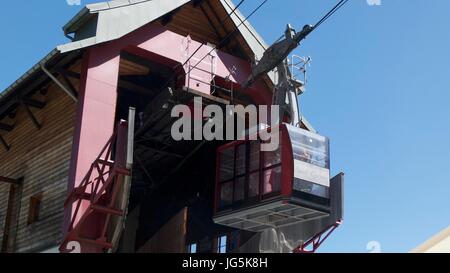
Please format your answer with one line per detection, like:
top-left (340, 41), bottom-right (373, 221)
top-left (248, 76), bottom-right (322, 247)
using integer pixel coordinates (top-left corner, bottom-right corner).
top-left (214, 200), bottom-right (328, 232)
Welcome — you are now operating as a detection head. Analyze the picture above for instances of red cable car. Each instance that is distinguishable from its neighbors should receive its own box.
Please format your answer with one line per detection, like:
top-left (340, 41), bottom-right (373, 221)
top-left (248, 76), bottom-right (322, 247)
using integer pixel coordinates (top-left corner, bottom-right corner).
top-left (214, 124), bottom-right (331, 232)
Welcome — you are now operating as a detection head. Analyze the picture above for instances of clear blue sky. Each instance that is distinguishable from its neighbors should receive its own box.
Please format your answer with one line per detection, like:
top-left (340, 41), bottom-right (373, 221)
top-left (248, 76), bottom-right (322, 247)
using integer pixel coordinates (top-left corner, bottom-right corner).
top-left (1, 0), bottom-right (450, 253)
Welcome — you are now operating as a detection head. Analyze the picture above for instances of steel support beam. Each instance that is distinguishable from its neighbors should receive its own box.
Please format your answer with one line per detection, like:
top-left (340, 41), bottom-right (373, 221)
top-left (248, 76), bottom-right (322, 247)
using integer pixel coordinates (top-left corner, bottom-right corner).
top-left (136, 143), bottom-right (183, 159)
top-left (135, 155), bottom-right (155, 185)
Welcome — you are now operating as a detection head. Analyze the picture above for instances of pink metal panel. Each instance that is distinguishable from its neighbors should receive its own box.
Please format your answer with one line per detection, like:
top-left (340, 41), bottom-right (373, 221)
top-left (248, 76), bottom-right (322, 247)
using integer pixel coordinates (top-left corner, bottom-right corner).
top-left (133, 24), bottom-right (271, 103)
top-left (107, 22), bottom-right (271, 104)
top-left (64, 46), bottom-right (120, 252)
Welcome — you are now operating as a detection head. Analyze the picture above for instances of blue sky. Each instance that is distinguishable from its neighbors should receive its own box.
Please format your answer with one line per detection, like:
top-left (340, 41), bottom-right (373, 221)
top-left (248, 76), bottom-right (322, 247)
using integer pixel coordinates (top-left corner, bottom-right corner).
top-left (1, 0), bottom-right (450, 253)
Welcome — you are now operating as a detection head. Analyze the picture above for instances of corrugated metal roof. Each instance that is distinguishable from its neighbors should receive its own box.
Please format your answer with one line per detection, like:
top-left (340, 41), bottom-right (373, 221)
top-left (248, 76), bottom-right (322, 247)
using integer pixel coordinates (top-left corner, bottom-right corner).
top-left (63, 1), bottom-right (153, 35)
top-left (59, 0), bottom-right (269, 58)
top-left (59, 0), bottom-right (196, 53)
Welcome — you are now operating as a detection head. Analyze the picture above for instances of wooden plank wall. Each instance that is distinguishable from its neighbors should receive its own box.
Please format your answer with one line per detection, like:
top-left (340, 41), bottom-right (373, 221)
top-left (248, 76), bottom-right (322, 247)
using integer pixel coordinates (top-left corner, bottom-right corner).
top-left (0, 82), bottom-right (76, 252)
top-left (164, 1), bottom-right (253, 61)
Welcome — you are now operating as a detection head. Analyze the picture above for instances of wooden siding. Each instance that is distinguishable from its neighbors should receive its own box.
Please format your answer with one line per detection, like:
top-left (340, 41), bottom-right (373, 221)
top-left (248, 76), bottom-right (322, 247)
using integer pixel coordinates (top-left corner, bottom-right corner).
top-left (0, 82), bottom-right (77, 252)
top-left (164, 1), bottom-right (252, 61)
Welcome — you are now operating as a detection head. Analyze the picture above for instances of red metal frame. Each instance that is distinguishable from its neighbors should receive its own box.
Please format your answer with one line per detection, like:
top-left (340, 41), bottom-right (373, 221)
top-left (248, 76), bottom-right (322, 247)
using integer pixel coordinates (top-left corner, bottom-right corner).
top-left (214, 124), bottom-right (340, 253)
top-left (293, 221), bottom-right (342, 253)
top-left (60, 121), bottom-right (131, 253)
top-left (214, 124), bottom-right (291, 215)
top-left (64, 22), bottom-right (273, 237)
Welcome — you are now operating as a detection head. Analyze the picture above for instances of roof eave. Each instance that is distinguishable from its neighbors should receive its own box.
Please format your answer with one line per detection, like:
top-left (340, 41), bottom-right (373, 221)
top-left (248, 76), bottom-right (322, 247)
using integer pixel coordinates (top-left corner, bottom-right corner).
top-left (63, 7), bottom-right (91, 35)
top-left (2, 0), bottom-right (274, 105)
top-left (0, 48), bottom-right (60, 102)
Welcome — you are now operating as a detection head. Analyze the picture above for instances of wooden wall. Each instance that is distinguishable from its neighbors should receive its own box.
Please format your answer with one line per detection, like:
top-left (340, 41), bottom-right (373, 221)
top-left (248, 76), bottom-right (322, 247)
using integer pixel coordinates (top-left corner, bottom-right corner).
top-left (163, 1), bottom-right (253, 61)
top-left (0, 82), bottom-right (76, 252)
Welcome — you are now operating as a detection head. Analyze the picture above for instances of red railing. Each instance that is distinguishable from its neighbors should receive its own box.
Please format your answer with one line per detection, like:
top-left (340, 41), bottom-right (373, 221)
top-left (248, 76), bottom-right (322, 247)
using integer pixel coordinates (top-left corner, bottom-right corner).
top-left (293, 221), bottom-right (342, 253)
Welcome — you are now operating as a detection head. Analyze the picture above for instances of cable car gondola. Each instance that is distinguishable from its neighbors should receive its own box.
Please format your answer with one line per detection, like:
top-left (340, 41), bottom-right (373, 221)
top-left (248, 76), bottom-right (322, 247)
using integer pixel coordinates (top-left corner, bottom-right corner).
top-left (214, 124), bottom-right (331, 232)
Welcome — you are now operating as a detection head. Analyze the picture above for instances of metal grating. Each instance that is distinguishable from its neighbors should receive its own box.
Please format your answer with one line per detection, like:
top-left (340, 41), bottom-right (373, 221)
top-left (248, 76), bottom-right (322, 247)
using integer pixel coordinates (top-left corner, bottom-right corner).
top-left (214, 201), bottom-right (329, 232)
